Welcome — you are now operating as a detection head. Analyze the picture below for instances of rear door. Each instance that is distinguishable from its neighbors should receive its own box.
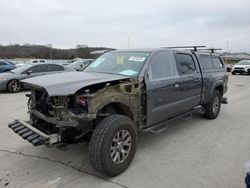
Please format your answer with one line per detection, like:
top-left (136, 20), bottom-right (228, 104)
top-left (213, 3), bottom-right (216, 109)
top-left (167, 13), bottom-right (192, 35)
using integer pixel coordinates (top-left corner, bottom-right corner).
top-left (174, 52), bottom-right (202, 112)
top-left (145, 51), bottom-right (182, 126)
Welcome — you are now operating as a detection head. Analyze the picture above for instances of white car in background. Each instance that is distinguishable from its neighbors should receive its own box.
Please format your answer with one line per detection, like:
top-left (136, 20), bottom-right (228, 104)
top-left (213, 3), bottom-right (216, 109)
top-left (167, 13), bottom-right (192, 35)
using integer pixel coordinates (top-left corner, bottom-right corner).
top-left (16, 59), bottom-right (47, 67)
top-left (232, 60), bottom-right (250, 75)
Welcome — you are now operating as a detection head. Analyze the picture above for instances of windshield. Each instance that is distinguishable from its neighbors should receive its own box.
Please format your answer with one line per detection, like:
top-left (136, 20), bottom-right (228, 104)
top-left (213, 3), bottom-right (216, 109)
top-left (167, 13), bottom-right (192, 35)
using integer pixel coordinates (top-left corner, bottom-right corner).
top-left (10, 64), bottom-right (32, 73)
top-left (237, 61), bottom-right (250, 65)
top-left (85, 51), bottom-right (150, 77)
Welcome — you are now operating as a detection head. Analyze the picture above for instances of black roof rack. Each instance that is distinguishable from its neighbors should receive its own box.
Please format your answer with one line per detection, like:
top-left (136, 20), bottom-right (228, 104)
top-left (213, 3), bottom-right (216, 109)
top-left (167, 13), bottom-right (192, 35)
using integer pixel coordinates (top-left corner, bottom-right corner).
top-left (197, 48), bottom-right (222, 53)
top-left (164, 45), bottom-right (206, 51)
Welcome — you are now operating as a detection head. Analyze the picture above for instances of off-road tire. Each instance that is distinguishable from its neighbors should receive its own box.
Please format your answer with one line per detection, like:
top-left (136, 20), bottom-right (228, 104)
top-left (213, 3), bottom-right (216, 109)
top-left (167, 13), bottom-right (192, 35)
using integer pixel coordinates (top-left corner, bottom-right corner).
top-left (89, 114), bottom-right (137, 177)
top-left (203, 90), bottom-right (222, 119)
top-left (7, 80), bottom-right (21, 93)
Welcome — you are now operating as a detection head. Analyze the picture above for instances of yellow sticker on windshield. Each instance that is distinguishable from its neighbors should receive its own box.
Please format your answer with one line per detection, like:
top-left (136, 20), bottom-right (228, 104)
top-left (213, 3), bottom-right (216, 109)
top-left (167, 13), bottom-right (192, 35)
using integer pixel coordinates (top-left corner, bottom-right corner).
top-left (116, 55), bottom-right (124, 65)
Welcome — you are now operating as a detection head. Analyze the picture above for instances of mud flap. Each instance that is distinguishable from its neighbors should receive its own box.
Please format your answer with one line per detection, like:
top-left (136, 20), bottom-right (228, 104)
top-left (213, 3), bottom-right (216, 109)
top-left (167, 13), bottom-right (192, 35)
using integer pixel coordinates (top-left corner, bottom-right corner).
top-left (8, 120), bottom-right (59, 146)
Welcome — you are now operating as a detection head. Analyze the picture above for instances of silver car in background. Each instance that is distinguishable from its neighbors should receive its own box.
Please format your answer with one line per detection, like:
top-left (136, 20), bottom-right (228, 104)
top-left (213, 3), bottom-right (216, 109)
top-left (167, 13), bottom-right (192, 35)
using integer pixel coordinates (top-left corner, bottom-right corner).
top-left (0, 63), bottom-right (66, 93)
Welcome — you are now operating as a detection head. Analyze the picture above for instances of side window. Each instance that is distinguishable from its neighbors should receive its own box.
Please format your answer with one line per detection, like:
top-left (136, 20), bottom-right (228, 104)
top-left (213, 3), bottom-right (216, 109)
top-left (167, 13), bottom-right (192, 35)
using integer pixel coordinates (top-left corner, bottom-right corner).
top-left (150, 51), bottom-right (178, 80)
top-left (199, 55), bottom-right (214, 70)
top-left (47, 64), bottom-right (64, 72)
top-left (175, 53), bottom-right (196, 75)
top-left (39, 60), bottom-right (46, 63)
top-left (32, 60), bottom-right (39, 63)
top-left (212, 57), bottom-right (223, 68)
top-left (29, 65), bottom-right (47, 73)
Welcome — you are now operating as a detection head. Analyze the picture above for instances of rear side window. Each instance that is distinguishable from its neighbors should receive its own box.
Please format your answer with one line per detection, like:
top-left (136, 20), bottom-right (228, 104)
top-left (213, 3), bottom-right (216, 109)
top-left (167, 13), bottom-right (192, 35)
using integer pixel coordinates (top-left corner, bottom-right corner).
top-left (39, 60), bottom-right (46, 63)
top-left (199, 55), bottom-right (214, 70)
top-left (29, 64), bottom-right (47, 73)
top-left (47, 64), bottom-right (64, 71)
top-left (150, 51), bottom-right (178, 80)
top-left (175, 53), bottom-right (196, 75)
top-left (212, 57), bottom-right (223, 68)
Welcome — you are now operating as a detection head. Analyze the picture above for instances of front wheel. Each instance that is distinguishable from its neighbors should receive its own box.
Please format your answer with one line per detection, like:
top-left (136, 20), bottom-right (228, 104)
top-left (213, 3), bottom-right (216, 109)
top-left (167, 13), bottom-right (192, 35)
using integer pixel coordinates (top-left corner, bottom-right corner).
top-left (203, 90), bottom-right (222, 119)
top-left (89, 115), bottom-right (137, 177)
top-left (7, 80), bottom-right (21, 93)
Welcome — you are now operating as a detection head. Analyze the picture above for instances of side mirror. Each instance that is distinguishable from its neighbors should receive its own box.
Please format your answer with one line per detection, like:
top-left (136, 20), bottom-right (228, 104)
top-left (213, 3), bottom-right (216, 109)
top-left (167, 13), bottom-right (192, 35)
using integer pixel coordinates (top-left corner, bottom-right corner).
top-left (27, 70), bottom-right (32, 75)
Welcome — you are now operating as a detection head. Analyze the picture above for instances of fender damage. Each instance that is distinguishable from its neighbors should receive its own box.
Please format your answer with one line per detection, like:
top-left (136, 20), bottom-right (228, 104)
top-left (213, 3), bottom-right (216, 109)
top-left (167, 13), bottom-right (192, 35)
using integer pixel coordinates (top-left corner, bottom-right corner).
top-left (9, 72), bottom-right (144, 146)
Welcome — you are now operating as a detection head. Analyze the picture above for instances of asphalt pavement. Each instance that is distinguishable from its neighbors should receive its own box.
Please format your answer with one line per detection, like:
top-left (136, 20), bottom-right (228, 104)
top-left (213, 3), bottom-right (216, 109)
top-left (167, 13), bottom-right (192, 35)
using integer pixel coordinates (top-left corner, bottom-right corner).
top-left (0, 75), bottom-right (249, 188)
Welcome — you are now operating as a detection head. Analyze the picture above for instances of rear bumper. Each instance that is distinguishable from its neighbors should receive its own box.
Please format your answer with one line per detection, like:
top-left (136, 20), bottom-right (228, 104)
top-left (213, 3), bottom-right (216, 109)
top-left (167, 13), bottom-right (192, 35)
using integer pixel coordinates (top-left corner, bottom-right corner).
top-left (8, 120), bottom-right (60, 146)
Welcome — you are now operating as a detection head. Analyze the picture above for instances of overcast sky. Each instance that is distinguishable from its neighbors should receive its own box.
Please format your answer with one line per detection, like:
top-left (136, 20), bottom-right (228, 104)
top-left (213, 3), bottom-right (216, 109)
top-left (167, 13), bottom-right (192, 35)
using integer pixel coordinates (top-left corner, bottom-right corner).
top-left (0, 0), bottom-right (249, 52)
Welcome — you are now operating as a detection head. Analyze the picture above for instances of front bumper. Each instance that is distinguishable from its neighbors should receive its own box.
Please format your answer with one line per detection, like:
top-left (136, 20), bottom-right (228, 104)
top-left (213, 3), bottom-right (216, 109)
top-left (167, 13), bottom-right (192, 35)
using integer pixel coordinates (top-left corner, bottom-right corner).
top-left (8, 120), bottom-right (60, 146)
top-left (232, 68), bottom-right (249, 73)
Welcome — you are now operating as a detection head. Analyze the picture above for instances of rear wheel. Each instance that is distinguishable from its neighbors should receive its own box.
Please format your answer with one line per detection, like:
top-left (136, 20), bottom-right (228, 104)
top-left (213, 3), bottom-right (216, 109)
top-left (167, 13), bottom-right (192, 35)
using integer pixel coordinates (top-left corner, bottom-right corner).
top-left (7, 80), bottom-right (21, 93)
top-left (89, 114), bottom-right (137, 177)
top-left (232, 72), bottom-right (235, 75)
top-left (203, 90), bottom-right (222, 119)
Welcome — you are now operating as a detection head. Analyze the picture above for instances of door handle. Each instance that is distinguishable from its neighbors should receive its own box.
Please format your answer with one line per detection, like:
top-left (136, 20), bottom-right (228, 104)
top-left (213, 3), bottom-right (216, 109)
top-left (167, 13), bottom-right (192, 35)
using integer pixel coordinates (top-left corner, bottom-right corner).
top-left (173, 82), bottom-right (181, 88)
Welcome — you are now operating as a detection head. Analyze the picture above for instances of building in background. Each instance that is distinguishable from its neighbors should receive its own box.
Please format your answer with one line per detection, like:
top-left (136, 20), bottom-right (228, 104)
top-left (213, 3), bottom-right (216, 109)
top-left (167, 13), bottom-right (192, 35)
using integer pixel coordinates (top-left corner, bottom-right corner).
top-left (222, 53), bottom-right (250, 64)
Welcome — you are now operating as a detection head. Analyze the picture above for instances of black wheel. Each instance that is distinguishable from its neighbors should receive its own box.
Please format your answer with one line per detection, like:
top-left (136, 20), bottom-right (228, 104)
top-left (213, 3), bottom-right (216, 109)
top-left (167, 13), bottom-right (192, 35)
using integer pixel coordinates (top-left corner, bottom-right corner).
top-left (203, 90), bottom-right (222, 119)
top-left (232, 72), bottom-right (235, 75)
top-left (7, 80), bottom-right (21, 93)
top-left (89, 114), bottom-right (137, 177)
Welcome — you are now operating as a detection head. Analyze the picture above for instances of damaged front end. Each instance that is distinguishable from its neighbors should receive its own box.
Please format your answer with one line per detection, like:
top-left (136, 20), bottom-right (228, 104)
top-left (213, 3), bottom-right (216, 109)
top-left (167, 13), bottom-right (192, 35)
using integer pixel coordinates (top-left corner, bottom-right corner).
top-left (8, 78), bottom-right (144, 147)
top-left (9, 87), bottom-right (93, 146)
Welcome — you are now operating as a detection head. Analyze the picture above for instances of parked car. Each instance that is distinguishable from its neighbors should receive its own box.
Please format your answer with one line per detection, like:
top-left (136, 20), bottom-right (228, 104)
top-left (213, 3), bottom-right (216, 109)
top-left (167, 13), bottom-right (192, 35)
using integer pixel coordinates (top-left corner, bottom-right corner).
top-left (8, 48), bottom-right (228, 177)
top-left (0, 60), bottom-right (16, 73)
top-left (66, 59), bottom-right (93, 71)
top-left (0, 63), bottom-right (65, 93)
top-left (16, 59), bottom-right (47, 67)
top-left (232, 60), bottom-right (250, 75)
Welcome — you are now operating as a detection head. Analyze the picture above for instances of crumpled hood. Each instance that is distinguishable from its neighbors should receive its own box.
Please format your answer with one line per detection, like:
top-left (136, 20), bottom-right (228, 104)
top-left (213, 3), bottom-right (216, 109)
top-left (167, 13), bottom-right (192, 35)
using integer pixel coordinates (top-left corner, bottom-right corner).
top-left (22, 71), bottom-right (129, 96)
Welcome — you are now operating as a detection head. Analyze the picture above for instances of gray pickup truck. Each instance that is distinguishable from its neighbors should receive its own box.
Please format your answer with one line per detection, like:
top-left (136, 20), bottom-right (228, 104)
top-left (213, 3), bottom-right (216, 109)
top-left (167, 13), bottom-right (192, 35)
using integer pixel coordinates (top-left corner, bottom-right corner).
top-left (8, 47), bottom-right (228, 177)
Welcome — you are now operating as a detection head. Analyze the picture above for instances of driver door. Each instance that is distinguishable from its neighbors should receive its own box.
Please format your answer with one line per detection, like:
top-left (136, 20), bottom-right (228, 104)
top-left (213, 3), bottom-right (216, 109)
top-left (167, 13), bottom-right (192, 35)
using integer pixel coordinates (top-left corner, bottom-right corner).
top-left (23, 64), bottom-right (48, 78)
top-left (145, 51), bottom-right (182, 126)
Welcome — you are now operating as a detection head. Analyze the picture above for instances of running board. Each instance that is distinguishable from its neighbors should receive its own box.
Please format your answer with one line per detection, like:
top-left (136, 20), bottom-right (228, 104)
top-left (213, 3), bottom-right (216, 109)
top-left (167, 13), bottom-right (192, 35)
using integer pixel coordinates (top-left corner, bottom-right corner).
top-left (8, 120), bottom-right (59, 146)
top-left (143, 106), bottom-right (203, 134)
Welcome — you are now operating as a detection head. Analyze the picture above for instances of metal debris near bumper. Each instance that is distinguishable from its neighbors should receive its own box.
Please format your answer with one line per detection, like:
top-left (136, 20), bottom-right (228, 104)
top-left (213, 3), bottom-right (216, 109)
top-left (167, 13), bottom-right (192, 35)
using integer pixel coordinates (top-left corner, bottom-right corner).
top-left (8, 120), bottom-right (59, 146)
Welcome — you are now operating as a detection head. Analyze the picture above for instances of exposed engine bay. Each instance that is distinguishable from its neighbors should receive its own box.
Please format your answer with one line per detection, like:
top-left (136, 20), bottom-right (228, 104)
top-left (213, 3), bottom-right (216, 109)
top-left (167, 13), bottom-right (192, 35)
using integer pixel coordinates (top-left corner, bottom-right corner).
top-left (26, 87), bottom-right (93, 144)
top-left (21, 79), bottom-right (143, 146)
